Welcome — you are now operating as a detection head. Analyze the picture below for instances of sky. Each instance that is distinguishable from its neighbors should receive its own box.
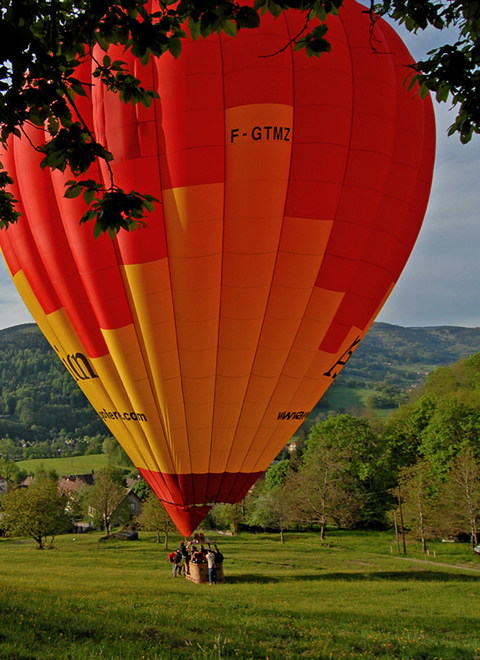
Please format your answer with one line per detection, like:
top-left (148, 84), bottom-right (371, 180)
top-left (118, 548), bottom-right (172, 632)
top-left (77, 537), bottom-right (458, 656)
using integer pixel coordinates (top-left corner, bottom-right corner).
top-left (0, 15), bottom-right (478, 331)
top-left (377, 20), bottom-right (480, 328)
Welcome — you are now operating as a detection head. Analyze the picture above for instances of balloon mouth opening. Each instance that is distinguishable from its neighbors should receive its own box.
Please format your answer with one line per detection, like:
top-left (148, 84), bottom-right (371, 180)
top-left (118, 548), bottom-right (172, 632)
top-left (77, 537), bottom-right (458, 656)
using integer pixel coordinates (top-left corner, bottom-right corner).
top-left (160, 500), bottom-right (214, 537)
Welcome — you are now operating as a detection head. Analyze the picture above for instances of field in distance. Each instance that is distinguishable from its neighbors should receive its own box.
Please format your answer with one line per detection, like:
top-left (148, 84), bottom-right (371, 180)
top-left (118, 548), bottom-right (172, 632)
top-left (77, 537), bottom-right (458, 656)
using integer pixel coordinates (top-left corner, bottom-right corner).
top-left (0, 529), bottom-right (479, 659)
top-left (16, 453), bottom-right (109, 476)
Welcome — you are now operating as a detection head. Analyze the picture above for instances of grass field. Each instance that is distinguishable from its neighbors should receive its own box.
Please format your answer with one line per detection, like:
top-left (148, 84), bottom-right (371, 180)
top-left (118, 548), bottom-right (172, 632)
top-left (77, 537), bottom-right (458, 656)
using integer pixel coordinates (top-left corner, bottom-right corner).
top-left (0, 529), bottom-right (479, 659)
top-left (17, 453), bottom-right (110, 476)
top-left (311, 386), bottom-right (396, 420)
top-left (321, 385), bottom-right (374, 411)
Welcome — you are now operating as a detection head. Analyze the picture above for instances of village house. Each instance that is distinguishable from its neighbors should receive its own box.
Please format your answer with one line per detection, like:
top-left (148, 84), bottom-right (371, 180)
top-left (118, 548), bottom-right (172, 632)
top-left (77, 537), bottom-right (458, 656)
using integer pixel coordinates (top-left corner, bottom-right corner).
top-left (20, 476), bottom-right (34, 488)
top-left (117, 489), bottom-right (143, 519)
top-left (58, 473), bottom-right (95, 495)
top-left (87, 488), bottom-right (143, 530)
top-left (16, 471), bottom-right (143, 532)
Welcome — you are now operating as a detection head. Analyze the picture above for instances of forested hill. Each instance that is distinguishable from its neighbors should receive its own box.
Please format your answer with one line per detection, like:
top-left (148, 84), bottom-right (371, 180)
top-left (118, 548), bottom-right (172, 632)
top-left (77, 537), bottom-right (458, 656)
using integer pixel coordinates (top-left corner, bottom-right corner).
top-left (357, 323), bottom-right (480, 368)
top-left (0, 323), bottom-right (106, 458)
top-left (306, 323), bottom-right (480, 418)
top-left (1, 322), bottom-right (480, 455)
top-left (345, 323), bottom-right (480, 383)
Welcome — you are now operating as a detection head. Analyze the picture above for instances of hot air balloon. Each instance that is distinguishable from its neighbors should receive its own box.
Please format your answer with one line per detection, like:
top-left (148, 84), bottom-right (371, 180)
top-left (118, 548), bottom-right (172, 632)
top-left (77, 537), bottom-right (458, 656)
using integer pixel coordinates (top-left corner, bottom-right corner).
top-left (0, 0), bottom-right (435, 536)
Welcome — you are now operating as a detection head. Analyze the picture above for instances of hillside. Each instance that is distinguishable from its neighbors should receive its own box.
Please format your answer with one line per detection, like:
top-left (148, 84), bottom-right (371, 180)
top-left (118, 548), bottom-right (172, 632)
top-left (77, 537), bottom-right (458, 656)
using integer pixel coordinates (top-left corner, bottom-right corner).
top-left (306, 323), bottom-right (480, 420)
top-left (349, 323), bottom-right (480, 376)
top-left (1, 322), bottom-right (480, 455)
top-left (0, 323), bottom-right (106, 459)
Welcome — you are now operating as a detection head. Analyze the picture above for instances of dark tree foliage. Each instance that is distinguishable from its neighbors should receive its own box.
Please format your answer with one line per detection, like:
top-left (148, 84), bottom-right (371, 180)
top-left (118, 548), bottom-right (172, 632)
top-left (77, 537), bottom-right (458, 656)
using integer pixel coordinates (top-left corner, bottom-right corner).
top-left (0, 325), bottom-right (108, 456)
top-left (0, 0), bottom-right (478, 236)
top-left (0, 477), bottom-right (70, 548)
top-left (382, 0), bottom-right (480, 142)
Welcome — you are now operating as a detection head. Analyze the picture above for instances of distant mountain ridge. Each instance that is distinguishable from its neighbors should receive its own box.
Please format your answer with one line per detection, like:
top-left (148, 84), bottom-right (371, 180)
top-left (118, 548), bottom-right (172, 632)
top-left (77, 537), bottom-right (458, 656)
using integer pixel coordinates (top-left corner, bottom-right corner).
top-left (358, 322), bottom-right (480, 366)
top-left (317, 322), bottom-right (480, 417)
top-left (2, 321), bottom-right (479, 360)
top-left (350, 323), bottom-right (480, 380)
top-left (1, 322), bottom-right (480, 436)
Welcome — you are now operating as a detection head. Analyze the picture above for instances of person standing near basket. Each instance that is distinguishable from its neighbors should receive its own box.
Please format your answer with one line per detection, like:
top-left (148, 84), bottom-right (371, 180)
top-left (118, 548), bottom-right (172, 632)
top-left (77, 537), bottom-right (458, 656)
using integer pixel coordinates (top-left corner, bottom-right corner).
top-left (206, 547), bottom-right (217, 585)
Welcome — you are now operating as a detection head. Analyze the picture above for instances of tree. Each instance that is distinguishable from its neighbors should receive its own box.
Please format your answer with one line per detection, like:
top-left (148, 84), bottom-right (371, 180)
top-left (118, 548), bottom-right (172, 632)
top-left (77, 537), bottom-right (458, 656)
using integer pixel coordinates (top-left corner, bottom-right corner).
top-left (386, 0), bottom-right (480, 143)
top-left (438, 447), bottom-right (480, 549)
top-left (247, 483), bottom-right (298, 542)
top-left (63, 482), bottom-right (89, 521)
top-left (382, 352), bottom-right (480, 482)
top-left (0, 437), bottom-right (17, 461)
top-left (208, 502), bottom-right (245, 534)
top-left (397, 460), bottom-right (439, 552)
top-left (0, 0), bottom-right (478, 237)
top-left (0, 478), bottom-right (69, 548)
top-left (85, 434), bottom-right (105, 455)
top-left (293, 439), bottom-right (355, 540)
top-left (136, 492), bottom-right (173, 548)
top-left (84, 466), bottom-right (126, 535)
top-left (264, 459), bottom-right (291, 491)
top-left (34, 463), bottom-right (59, 483)
top-left (381, 393), bottom-right (438, 474)
top-left (0, 457), bottom-right (20, 483)
top-left (15, 396), bottom-right (35, 426)
top-left (419, 395), bottom-right (480, 478)
top-left (302, 415), bottom-right (388, 530)
top-left (130, 478), bottom-right (152, 501)
top-left (282, 416), bottom-right (382, 538)
top-left (102, 437), bottom-right (134, 468)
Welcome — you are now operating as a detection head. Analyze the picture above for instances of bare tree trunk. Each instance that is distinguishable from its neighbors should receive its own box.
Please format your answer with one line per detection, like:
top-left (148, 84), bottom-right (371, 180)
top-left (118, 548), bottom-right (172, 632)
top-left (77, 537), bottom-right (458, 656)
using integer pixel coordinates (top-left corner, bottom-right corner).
top-left (280, 527), bottom-right (284, 544)
top-left (465, 481), bottom-right (478, 551)
top-left (393, 510), bottom-right (400, 553)
top-left (164, 528), bottom-right (169, 550)
top-left (320, 471), bottom-right (328, 542)
top-left (417, 490), bottom-right (427, 553)
top-left (397, 486), bottom-right (407, 556)
top-left (470, 521), bottom-right (477, 551)
top-left (320, 520), bottom-right (326, 541)
top-left (419, 509), bottom-right (427, 553)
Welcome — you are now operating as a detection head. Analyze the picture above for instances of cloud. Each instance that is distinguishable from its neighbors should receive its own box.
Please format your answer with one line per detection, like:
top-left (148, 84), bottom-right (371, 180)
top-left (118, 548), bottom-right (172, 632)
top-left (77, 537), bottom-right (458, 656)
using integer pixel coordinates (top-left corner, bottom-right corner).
top-left (0, 271), bottom-right (34, 329)
top-left (378, 25), bottom-right (480, 328)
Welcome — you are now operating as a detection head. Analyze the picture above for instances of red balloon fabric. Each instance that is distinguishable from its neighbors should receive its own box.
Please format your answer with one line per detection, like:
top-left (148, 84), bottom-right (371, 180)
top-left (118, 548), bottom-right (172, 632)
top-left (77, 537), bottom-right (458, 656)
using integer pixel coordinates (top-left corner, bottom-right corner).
top-left (0, 0), bottom-right (435, 536)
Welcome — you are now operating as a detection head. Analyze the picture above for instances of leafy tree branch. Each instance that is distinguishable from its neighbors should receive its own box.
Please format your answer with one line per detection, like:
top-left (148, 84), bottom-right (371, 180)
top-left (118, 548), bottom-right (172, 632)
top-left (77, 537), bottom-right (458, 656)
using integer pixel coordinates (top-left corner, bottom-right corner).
top-left (0, 0), bottom-right (478, 235)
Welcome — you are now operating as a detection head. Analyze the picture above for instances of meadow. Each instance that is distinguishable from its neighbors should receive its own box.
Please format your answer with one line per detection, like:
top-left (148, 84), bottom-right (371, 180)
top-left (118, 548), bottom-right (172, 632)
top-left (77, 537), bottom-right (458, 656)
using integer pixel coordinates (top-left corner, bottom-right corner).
top-left (16, 453), bottom-right (110, 476)
top-left (0, 529), bottom-right (479, 659)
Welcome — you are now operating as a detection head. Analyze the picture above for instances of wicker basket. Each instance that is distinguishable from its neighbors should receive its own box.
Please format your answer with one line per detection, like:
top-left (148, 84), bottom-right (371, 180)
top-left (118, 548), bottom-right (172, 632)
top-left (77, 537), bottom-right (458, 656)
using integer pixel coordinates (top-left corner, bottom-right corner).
top-left (185, 562), bottom-right (224, 584)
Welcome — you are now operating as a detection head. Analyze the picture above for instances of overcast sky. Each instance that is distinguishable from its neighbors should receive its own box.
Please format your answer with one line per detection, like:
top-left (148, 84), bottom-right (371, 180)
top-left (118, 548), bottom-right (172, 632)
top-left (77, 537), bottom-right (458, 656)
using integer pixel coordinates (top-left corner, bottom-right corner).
top-left (0, 15), bottom-right (478, 331)
top-left (377, 19), bottom-right (480, 328)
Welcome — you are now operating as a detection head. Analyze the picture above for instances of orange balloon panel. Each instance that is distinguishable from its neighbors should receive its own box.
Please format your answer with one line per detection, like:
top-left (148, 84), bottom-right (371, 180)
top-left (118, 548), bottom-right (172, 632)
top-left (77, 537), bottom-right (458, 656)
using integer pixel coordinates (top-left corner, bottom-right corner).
top-left (0, 0), bottom-right (435, 535)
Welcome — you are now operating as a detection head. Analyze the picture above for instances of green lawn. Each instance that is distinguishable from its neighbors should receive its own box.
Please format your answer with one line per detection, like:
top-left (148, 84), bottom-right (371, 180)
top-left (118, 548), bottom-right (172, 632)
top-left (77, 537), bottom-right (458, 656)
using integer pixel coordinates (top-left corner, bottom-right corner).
top-left (312, 385), bottom-right (397, 420)
top-left (0, 529), bottom-right (479, 659)
top-left (17, 453), bottom-right (110, 476)
top-left (324, 385), bottom-right (374, 410)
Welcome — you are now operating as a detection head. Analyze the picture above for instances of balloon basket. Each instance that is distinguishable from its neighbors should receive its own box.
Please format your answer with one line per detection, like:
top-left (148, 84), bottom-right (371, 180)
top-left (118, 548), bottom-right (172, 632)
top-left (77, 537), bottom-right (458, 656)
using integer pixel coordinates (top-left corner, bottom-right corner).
top-left (184, 563), bottom-right (224, 584)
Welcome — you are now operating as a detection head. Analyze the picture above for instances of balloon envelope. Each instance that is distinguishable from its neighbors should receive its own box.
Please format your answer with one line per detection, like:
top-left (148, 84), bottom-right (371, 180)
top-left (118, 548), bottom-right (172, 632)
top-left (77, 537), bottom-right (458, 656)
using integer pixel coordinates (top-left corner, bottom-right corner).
top-left (0, 0), bottom-right (435, 535)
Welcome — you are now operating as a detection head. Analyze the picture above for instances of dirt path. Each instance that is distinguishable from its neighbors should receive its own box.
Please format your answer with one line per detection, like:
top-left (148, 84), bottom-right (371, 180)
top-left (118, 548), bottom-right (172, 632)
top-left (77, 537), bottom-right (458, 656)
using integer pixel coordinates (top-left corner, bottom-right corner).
top-left (394, 555), bottom-right (480, 573)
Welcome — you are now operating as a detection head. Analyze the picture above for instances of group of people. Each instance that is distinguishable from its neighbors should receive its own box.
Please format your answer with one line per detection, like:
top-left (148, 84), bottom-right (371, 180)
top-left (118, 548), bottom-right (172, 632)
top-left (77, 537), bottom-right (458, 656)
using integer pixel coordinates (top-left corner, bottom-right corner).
top-left (169, 538), bottom-right (224, 585)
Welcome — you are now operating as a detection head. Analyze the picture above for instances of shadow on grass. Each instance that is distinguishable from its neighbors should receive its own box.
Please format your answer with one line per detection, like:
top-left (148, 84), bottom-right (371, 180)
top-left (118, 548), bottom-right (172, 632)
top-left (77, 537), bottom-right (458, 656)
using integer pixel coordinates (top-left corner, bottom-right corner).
top-left (301, 570), bottom-right (480, 583)
top-left (225, 570), bottom-right (480, 584)
top-left (224, 574), bottom-right (281, 583)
